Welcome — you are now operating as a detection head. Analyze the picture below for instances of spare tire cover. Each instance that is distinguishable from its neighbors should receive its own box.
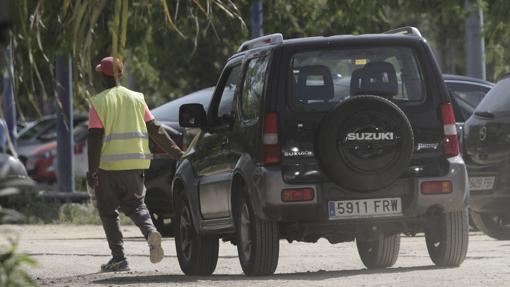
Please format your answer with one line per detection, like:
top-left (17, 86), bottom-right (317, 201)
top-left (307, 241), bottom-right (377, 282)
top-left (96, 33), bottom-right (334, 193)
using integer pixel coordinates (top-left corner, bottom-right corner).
top-left (317, 95), bottom-right (413, 192)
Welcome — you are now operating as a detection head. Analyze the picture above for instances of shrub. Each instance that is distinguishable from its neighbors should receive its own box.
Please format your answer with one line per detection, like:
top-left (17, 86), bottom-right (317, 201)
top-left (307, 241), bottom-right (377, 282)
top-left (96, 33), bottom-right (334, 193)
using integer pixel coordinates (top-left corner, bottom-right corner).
top-left (0, 237), bottom-right (37, 287)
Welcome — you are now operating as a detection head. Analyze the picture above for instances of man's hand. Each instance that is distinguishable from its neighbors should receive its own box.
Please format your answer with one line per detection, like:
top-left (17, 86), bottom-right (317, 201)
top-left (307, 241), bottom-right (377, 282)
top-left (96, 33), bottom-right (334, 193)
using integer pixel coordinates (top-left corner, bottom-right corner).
top-left (86, 171), bottom-right (98, 188)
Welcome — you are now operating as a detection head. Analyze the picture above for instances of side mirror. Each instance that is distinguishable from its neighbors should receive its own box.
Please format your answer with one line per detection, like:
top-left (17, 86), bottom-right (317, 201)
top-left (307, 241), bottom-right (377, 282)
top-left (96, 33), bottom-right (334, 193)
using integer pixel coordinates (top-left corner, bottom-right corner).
top-left (179, 103), bottom-right (207, 129)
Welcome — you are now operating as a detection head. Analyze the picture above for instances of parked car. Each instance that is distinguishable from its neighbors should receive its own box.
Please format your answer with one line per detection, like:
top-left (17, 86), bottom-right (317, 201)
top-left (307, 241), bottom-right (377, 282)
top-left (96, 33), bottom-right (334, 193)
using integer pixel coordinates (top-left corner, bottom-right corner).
top-left (17, 120), bottom-right (33, 134)
top-left (443, 74), bottom-right (494, 129)
top-left (145, 87), bottom-right (214, 235)
top-left (0, 129), bottom-right (34, 223)
top-left (24, 121), bottom-right (89, 183)
top-left (17, 115), bottom-right (87, 164)
top-left (442, 74), bottom-right (495, 231)
top-left (0, 152), bottom-right (33, 194)
top-left (463, 75), bottom-right (510, 240)
top-left (173, 28), bottom-right (469, 276)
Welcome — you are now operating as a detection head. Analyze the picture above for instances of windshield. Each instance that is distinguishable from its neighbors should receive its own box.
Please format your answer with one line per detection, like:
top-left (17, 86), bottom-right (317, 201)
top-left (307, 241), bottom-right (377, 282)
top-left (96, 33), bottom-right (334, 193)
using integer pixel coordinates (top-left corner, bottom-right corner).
top-left (288, 47), bottom-right (425, 112)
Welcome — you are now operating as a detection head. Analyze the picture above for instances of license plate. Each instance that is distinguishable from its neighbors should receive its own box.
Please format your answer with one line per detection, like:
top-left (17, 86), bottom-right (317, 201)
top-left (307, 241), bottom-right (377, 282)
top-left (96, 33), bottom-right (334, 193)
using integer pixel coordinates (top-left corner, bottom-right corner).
top-left (328, 197), bottom-right (402, 219)
top-left (469, 176), bottom-right (495, 191)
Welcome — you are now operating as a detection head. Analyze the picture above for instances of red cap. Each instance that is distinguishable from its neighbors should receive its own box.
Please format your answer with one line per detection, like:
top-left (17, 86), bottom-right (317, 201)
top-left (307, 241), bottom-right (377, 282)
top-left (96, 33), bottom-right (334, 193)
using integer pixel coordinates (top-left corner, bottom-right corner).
top-left (95, 57), bottom-right (123, 77)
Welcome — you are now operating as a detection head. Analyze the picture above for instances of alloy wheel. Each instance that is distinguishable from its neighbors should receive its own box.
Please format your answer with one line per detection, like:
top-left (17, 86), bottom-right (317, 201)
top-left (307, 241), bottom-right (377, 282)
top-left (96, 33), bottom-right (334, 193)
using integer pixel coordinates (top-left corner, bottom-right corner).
top-left (179, 204), bottom-right (193, 261)
top-left (239, 202), bottom-right (252, 261)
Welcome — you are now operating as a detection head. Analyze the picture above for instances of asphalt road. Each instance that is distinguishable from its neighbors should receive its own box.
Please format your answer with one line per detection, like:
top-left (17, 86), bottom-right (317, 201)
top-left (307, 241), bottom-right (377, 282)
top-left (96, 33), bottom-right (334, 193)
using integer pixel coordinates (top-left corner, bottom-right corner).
top-left (2, 225), bottom-right (509, 287)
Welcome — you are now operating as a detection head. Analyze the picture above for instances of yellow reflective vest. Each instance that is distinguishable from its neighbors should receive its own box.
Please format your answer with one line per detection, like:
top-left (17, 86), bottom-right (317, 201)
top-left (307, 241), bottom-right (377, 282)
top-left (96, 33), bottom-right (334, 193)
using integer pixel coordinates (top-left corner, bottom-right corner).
top-left (91, 86), bottom-right (151, 170)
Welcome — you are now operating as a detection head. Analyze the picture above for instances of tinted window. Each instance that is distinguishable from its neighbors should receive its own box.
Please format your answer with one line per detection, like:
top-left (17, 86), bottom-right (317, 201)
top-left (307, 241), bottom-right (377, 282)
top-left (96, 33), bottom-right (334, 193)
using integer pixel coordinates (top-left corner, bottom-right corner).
top-left (18, 119), bottom-right (55, 141)
top-left (475, 77), bottom-right (510, 114)
top-left (217, 65), bottom-right (242, 118)
top-left (288, 47), bottom-right (425, 112)
top-left (446, 82), bottom-right (491, 120)
top-left (241, 56), bottom-right (269, 120)
top-left (36, 117), bottom-right (87, 142)
top-left (151, 87), bottom-right (214, 122)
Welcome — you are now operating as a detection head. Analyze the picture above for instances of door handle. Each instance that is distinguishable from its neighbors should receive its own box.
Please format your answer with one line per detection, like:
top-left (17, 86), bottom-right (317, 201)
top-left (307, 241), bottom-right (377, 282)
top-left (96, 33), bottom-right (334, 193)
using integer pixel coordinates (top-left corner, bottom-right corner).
top-left (222, 136), bottom-right (230, 147)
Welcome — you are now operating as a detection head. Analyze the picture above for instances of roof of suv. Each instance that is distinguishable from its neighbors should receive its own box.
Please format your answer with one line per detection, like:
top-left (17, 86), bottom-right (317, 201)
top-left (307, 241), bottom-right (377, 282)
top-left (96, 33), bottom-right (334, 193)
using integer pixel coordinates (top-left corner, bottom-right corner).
top-left (281, 34), bottom-right (424, 47)
top-left (235, 28), bottom-right (426, 56)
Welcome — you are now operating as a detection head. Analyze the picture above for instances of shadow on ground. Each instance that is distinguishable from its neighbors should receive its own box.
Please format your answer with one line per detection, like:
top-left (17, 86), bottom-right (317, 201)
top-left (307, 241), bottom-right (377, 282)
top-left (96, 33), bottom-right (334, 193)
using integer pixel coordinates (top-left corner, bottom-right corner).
top-left (92, 265), bottom-right (441, 285)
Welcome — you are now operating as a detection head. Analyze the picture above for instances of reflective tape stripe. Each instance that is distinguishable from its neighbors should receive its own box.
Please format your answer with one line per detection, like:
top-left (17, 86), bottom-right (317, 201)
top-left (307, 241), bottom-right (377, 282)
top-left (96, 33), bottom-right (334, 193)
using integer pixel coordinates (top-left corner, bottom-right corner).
top-left (443, 124), bottom-right (457, 136)
top-left (101, 153), bottom-right (153, 162)
top-left (103, 132), bottom-right (148, 143)
top-left (263, 133), bottom-right (278, 145)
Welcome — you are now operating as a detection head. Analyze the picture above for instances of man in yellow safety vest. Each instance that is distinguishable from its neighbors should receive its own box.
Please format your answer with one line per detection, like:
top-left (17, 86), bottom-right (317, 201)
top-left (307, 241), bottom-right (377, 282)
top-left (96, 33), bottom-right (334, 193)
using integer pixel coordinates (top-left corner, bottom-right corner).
top-left (87, 56), bottom-right (183, 272)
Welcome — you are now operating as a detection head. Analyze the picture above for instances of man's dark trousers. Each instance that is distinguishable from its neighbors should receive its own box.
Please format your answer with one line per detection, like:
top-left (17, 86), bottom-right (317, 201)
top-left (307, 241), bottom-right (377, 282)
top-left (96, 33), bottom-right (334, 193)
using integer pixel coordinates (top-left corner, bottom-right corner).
top-left (96, 169), bottom-right (157, 260)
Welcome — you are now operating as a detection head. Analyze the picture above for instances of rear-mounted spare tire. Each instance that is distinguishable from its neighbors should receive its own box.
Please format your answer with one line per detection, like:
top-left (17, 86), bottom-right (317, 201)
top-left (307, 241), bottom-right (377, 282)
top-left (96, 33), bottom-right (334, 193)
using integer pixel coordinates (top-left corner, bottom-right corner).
top-left (317, 95), bottom-right (413, 192)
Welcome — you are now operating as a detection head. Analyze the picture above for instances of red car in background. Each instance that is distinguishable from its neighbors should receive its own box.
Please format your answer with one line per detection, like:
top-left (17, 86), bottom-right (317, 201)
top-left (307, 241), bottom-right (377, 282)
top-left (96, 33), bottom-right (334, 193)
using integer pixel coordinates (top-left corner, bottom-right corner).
top-left (24, 122), bottom-right (88, 184)
top-left (25, 141), bottom-right (57, 183)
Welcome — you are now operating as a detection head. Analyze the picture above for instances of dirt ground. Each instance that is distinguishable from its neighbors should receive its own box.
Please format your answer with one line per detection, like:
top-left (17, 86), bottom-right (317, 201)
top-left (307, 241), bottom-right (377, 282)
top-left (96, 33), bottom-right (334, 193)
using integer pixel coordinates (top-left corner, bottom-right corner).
top-left (2, 224), bottom-right (510, 287)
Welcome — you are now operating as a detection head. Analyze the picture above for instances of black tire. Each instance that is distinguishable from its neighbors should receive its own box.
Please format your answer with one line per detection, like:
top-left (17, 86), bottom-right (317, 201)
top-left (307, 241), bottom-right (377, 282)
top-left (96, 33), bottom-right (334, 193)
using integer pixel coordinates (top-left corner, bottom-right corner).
top-left (235, 193), bottom-right (279, 276)
top-left (317, 95), bottom-right (414, 191)
top-left (150, 212), bottom-right (174, 237)
top-left (470, 211), bottom-right (510, 240)
top-left (425, 209), bottom-right (469, 266)
top-left (356, 233), bottom-right (400, 269)
top-left (174, 195), bottom-right (219, 275)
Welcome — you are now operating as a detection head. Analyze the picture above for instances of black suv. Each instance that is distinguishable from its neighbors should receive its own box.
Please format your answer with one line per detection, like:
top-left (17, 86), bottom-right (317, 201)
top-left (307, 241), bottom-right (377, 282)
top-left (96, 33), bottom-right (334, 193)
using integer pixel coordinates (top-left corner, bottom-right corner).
top-left (463, 75), bottom-right (510, 240)
top-left (173, 27), bottom-right (469, 276)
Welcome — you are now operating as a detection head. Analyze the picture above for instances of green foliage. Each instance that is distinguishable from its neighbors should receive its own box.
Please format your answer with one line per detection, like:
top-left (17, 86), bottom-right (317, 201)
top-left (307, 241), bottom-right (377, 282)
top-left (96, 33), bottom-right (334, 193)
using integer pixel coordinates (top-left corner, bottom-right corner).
top-left (0, 239), bottom-right (38, 287)
top-left (56, 202), bottom-right (132, 225)
top-left (8, 0), bottom-right (510, 119)
top-left (9, 0), bottom-right (245, 117)
top-left (5, 192), bottom-right (131, 225)
top-left (5, 192), bottom-right (60, 224)
top-left (484, 0), bottom-right (510, 80)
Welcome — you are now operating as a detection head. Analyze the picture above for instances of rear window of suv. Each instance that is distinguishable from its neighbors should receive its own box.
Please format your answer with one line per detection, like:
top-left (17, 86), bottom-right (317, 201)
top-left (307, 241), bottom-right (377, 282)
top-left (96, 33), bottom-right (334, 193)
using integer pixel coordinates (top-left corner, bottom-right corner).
top-left (288, 47), bottom-right (425, 112)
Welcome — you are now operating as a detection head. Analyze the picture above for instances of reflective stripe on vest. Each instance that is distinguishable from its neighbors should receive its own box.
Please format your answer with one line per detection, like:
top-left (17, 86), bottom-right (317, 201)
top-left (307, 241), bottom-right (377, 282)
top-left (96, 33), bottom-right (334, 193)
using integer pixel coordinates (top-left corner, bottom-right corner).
top-left (103, 131), bottom-right (148, 143)
top-left (101, 153), bottom-right (153, 162)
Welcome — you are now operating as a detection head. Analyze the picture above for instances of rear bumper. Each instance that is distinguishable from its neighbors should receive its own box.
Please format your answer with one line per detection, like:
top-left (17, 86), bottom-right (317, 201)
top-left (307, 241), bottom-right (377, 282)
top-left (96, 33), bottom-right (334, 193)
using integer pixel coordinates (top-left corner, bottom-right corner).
top-left (250, 155), bottom-right (468, 222)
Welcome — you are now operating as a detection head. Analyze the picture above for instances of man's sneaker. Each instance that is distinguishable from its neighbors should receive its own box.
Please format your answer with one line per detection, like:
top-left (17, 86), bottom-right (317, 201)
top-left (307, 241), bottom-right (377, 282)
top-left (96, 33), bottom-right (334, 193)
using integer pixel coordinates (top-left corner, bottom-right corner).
top-left (100, 257), bottom-right (129, 272)
top-left (148, 230), bottom-right (164, 263)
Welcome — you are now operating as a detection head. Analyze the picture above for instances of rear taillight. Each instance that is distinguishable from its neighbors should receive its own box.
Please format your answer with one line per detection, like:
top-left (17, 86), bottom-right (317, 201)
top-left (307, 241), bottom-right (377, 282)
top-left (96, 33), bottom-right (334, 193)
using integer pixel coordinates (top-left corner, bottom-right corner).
top-left (421, 180), bottom-right (452, 194)
top-left (281, 188), bottom-right (315, 202)
top-left (440, 103), bottom-right (459, 157)
top-left (262, 112), bottom-right (281, 165)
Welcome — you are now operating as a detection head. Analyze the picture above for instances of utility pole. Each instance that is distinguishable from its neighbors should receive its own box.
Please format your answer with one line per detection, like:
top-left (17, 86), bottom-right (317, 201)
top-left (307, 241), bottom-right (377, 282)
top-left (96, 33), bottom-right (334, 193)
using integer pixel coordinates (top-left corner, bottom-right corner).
top-left (3, 45), bottom-right (16, 147)
top-left (55, 55), bottom-right (74, 193)
top-left (250, 1), bottom-right (263, 39)
top-left (464, 0), bottom-right (486, 80)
